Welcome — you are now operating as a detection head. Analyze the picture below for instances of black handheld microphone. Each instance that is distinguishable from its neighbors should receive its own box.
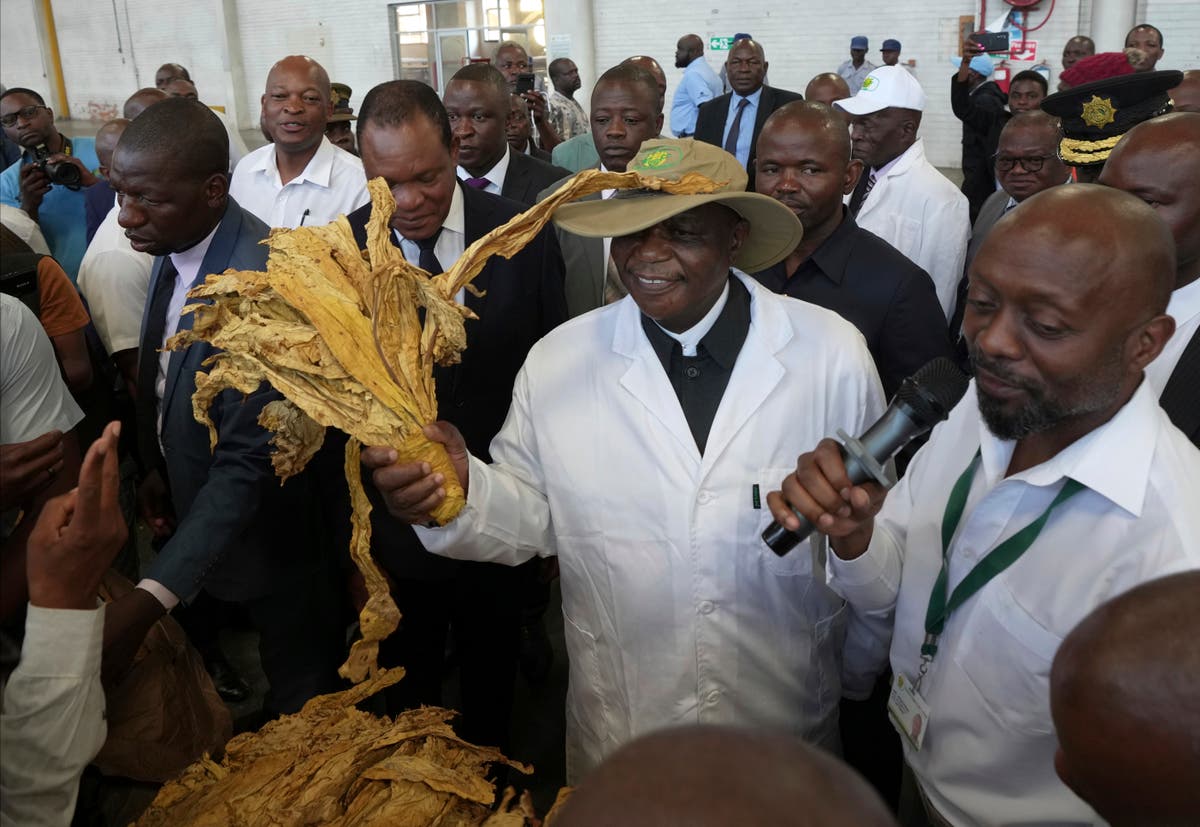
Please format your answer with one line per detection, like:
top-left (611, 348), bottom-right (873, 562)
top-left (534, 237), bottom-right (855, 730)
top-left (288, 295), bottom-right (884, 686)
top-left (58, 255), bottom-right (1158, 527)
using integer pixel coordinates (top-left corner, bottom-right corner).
top-left (762, 357), bottom-right (970, 556)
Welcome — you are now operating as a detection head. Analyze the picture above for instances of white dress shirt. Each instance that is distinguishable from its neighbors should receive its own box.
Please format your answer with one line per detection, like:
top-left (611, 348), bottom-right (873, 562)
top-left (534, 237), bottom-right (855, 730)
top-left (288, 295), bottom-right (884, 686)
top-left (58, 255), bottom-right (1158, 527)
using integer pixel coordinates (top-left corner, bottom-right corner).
top-left (456, 146), bottom-right (512, 197)
top-left (828, 379), bottom-right (1200, 826)
top-left (154, 225), bottom-right (220, 434)
top-left (229, 136), bottom-right (369, 229)
top-left (417, 273), bottom-right (886, 781)
top-left (0, 204), bottom-right (50, 254)
top-left (1146, 275), bottom-right (1200, 395)
top-left (1, 605), bottom-right (107, 827)
top-left (671, 57), bottom-right (723, 137)
top-left (850, 139), bottom-right (971, 321)
top-left (721, 87), bottom-right (762, 169)
top-left (652, 280), bottom-right (729, 356)
top-left (77, 197), bottom-right (153, 355)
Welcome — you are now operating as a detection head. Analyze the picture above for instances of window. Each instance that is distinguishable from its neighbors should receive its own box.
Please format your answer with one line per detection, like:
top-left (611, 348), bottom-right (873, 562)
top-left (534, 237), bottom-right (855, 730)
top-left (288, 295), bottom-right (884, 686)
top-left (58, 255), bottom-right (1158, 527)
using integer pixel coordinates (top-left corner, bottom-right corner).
top-left (388, 0), bottom-right (547, 94)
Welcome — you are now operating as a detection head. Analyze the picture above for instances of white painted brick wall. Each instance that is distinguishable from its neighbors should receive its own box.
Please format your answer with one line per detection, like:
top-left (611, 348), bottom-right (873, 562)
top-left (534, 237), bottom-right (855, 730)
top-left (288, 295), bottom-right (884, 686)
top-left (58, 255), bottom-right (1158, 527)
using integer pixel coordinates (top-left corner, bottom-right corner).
top-left (1141, 0), bottom-right (1200, 69)
top-left (592, 0), bottom-right (1094, 167)
top-left (232, 2), bottom-right (396, 134)
top-left (3, 0), bottom-right (1195, 166)
top-left (1, 0), bottom-right (51, 101)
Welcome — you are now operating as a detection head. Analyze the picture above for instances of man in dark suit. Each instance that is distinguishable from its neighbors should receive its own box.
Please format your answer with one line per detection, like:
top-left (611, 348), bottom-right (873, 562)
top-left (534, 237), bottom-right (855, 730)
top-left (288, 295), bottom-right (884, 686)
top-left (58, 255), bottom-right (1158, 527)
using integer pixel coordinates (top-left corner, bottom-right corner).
top-left (694, 39), bottom-right (802, 190)
top-left (102, 98), bottom-right (344, 714)
top-left (950, 111), bottom-right (1071, 354)
top-left (83, 118), bottom-right (128, 244)
top-left (752, 101), bottom-right (953, 399)
top-left (537, 62), bottom-right (664, 317)
top-left (1100, 113), bottom-right (1200, 447)
top-left (348, 79), bottom-right (567, 751)
top-left (443, 64), bottom-right (569, 207)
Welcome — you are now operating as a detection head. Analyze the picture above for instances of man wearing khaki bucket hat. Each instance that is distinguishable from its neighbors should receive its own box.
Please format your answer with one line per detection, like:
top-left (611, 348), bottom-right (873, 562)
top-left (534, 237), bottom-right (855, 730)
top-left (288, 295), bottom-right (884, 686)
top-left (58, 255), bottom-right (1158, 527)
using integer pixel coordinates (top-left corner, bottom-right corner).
top-left (364, 137), bottom-right (887, 780)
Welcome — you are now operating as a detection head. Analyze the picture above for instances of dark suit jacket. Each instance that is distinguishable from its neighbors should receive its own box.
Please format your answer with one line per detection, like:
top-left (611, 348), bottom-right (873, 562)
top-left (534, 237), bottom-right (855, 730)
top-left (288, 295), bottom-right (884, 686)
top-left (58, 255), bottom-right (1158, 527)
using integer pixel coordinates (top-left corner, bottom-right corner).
top-left (951, 76), bottom-right (1009, 221)
top-left (524, 141), bottom-right (553, 163)
top-left (949, 188), bottom-right (1011, 360)
top-left (752, 210), bottom-right (954, 398)
top-left (138, 198), bottom-right (326, 602)
top-left (84, 179), bottom-right (115, 245)
top-left (500, 148), bottom-right (569, 206)
top-left (694, 85), bottom-right (804, 189)
top-left (538, 171), bottom-right (604, 318)
top-left (345, 181), bottom-right (567, 578)
top-left (1161, 329), bottom-right (1200, 446)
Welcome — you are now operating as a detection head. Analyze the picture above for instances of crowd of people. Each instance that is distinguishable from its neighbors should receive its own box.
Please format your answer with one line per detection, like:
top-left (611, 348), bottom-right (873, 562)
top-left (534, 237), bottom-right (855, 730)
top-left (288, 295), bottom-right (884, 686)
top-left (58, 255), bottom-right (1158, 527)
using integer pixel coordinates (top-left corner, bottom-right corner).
top-left (1, 20), bottom-right (1198, 827)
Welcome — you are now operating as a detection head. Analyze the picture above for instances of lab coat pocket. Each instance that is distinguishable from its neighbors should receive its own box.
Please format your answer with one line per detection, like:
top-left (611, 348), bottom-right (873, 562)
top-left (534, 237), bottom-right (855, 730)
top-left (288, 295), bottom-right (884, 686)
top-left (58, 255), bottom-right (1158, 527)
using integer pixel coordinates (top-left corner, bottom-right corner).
top-left (752, 467), bottom-right (814, 576)
top-left (556, 534), bottom-right (613, 750)
top-left (895, 215), bottom-right (922, 256)
top-left (954, 583), bottom-right (1061, 735)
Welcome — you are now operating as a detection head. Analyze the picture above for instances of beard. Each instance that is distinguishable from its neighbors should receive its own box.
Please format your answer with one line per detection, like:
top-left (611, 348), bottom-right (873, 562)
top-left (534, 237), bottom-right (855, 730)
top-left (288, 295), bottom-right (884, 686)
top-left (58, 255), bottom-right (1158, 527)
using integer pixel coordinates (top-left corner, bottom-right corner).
top-left (969, 344), bottom-right (1126, 441)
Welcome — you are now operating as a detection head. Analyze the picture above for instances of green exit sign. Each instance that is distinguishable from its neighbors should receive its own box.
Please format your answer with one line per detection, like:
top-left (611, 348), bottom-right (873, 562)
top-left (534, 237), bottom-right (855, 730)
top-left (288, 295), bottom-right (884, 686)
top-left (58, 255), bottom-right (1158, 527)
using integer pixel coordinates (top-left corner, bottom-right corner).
top-left (710, 36), bottom-right (734, 50)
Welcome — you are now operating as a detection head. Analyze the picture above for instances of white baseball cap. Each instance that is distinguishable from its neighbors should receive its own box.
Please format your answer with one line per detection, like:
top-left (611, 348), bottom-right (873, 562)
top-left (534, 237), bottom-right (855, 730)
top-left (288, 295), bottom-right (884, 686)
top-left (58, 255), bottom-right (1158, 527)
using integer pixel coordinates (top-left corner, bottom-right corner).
top-left (834, 65), bottom-right (928, 115)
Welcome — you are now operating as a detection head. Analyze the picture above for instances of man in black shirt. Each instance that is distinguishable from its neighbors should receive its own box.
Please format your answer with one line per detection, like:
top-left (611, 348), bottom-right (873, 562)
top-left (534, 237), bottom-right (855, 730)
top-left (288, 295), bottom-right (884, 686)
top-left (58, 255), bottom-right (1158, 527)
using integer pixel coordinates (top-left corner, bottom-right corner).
top-left (752, 101), bottom-right (952, 398)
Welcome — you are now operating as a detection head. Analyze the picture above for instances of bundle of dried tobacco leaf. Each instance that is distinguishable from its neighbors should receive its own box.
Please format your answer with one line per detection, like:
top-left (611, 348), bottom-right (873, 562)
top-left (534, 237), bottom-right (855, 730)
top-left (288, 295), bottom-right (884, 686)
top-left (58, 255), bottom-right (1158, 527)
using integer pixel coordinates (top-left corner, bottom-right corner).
top-left (134, 668), bottom-right (543, 826)
top-left (169, 169), bottom-right (724, 683)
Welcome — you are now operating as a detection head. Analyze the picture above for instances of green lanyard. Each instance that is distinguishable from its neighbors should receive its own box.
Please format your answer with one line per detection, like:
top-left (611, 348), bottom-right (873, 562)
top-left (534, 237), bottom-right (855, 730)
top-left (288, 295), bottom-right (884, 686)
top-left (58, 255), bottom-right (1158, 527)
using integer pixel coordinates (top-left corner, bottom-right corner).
top-left (916, 450), bottom-right (1085, 687)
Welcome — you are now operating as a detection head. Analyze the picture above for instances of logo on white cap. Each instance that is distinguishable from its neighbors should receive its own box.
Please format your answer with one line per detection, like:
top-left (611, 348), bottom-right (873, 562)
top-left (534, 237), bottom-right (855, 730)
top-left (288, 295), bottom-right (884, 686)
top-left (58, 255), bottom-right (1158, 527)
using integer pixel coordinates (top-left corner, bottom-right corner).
top-left (833, 66), bottom-right (928, 115)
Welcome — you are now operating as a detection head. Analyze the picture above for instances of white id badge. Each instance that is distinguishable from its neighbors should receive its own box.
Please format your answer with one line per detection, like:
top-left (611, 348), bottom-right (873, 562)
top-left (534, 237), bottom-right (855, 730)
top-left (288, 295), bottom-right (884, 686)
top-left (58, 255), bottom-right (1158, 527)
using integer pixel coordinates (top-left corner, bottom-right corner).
top-left (888, 672), bottom-right (931, 751)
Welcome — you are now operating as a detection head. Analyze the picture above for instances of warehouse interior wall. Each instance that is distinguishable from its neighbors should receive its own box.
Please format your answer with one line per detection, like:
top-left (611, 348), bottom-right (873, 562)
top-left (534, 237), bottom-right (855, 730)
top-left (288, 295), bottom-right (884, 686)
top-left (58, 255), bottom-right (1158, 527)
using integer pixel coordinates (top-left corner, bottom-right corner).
top-left (2, 0), bottom-right (1196, 168)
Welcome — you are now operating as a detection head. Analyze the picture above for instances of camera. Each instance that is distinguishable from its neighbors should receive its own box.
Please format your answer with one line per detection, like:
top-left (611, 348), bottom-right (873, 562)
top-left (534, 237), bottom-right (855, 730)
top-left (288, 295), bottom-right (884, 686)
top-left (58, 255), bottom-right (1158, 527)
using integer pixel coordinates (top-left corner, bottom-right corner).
top-left (32, 143), bottom-right (82, 189)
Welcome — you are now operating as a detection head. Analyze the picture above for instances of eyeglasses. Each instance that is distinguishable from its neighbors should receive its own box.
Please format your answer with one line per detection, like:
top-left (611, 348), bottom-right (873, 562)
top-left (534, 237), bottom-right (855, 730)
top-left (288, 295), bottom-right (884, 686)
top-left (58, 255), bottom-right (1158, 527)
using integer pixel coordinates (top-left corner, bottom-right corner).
top-left (0, 105), bottom-right (48, 127)
top-left (994, 154), bottom-right (1054, 172)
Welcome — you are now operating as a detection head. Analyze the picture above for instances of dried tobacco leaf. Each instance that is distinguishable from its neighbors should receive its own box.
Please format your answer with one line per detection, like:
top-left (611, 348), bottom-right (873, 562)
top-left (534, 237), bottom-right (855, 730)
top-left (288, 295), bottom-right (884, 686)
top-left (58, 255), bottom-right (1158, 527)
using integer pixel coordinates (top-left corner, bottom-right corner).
top-left (170, 169), bottom-right (726, 686)
top-left (134, 668), bottom-right (537, 827)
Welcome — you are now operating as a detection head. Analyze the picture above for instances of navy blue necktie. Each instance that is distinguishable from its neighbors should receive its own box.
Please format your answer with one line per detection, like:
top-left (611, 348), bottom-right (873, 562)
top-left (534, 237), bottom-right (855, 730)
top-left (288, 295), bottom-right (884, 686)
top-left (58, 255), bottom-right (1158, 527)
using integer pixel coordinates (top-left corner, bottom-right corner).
top-left (724, 98), bottom-right (750, 156)
top-left (136, 258), bottom-right (178, 471)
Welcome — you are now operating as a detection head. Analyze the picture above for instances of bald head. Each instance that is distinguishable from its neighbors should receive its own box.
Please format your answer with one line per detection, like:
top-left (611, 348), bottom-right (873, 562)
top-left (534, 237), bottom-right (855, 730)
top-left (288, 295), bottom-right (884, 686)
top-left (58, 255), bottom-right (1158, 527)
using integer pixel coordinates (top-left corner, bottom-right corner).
top-left (116, 96), bottom-right (228, 178)
top-left (967, 185), bottom-right (1175, 443)
top-left (762, 100), bottom-right (852, 165)
top-left (1051, 571), bottom-right (1200, 826)
top-left (164, 78), bottom-right (198, 100)
top-left (123, 87), bottom-right (168, 120)
top-left (622, 55), bottom-right (667, 109)
top-left (1169, 69), bottom-right (1200, 113)
top-left (266, 55), bottom-right (330, 101)
top-left (1099, 112), bottom-right (1200, 288)
top-left (805, 72), bottom-right (852, 106)
top-left (555, 726), bottom-right (896, 827)
top-left (675, 34), bottom-right (704, 69)
top-left (94, 118), bottom-right (130, 172)
top-left (155, 62), bottom-right (190, 89)
top-left (1002, 109), bottom-right (1060, 141)
top-left (984, 184), bottom-right (1174, 318)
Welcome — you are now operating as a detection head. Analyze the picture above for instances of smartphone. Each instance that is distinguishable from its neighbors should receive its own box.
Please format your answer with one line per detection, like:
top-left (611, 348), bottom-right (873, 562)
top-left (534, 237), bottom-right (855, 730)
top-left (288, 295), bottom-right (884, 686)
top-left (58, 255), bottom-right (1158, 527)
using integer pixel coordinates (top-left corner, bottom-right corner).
top-left (972, 31), bottom-right (1011, 53)
top-left (515, 73), bottom-right (536, 95)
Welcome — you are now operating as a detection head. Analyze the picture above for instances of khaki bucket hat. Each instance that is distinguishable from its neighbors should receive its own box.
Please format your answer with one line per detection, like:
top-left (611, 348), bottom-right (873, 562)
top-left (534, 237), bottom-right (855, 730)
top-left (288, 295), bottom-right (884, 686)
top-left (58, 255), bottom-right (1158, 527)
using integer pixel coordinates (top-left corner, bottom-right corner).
top-left (553, 138), bottom-right (803, 273)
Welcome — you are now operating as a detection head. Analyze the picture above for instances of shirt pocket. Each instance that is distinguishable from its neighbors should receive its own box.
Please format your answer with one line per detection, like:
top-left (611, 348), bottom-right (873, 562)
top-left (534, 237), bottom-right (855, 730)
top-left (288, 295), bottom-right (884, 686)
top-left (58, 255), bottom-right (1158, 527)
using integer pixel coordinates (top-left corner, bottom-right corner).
top-left (747, 467), bottom-right (816, 577)
top-left (953, 582), bottom-right (1062, 735)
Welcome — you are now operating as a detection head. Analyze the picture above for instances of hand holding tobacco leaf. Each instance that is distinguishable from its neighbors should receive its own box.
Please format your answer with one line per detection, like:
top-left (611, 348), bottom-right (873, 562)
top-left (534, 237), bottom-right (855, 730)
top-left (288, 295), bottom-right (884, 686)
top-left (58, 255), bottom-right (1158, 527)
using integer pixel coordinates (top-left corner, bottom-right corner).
top-left (169, 169), bottom-right (725, 684)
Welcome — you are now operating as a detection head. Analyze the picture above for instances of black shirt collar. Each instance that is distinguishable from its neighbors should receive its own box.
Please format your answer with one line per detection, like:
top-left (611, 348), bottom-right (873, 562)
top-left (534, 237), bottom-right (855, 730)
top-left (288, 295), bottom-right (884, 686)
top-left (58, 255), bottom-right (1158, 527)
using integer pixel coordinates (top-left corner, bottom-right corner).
top-left (804, 207), bottom-right (859, 285)
top-left (640, 275), bottom-right (752, 370)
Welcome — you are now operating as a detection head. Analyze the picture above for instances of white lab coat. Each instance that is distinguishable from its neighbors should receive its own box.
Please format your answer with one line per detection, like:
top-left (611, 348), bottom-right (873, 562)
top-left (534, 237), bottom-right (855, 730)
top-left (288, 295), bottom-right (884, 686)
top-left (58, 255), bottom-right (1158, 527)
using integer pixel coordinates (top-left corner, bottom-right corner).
top-left (853, 139), bottom-right (971, 322)
top-left (418, 273), bottom-right (887, 780)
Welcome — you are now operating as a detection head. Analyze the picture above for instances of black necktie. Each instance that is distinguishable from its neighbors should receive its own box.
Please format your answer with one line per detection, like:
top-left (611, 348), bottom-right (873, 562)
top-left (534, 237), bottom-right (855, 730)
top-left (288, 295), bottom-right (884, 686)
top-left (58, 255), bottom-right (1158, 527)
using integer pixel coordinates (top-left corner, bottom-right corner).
top-left (136, 257), bottom-right (178, 472)
top-left (415, 229), bottom-right (443, 275)
top-left (724, 98), bottom-right (750, 157)
top-left (849, 170), bottom-right (877, 216)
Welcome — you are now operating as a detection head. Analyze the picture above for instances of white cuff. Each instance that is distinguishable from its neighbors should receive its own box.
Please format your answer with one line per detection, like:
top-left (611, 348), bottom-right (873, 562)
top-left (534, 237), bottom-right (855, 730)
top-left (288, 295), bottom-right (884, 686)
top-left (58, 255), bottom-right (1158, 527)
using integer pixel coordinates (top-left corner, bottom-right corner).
top-left (134, 579), bottom-right (179, 610)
